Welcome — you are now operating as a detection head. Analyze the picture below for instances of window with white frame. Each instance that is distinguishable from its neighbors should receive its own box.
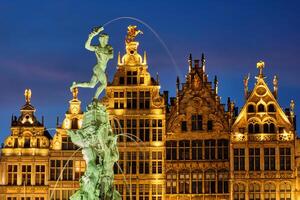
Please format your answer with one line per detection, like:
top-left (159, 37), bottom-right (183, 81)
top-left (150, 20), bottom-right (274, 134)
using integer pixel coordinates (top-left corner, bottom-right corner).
top-left (152, 151), bottom-right (162, 174)
top-left (192, 171), bottom-right (202, 194)
top-left (166, 171), bottom-right (177, 194)
top-left (249, 183), bottom-right (260, 200)
top-left (22, 165), bottom-right (31, 185)
top-left (152, 119), bottom-right (162, 142)
top-left (7, 165), bottom-right (18, 185)
top-left (35, 165), bottom-right (45, 185)
top-left (264, 183), bottom-right (276, 200)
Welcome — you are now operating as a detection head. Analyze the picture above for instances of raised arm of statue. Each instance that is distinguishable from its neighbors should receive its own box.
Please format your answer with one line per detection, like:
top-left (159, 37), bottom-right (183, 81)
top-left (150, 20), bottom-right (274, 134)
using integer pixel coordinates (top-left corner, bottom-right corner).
top-left (85, 26), bottom-right (104, 51)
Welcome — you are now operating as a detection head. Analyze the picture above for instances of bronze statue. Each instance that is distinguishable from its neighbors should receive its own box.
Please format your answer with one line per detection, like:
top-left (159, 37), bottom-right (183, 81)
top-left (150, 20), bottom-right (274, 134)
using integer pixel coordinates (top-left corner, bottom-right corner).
top-left (70, 26), bottom-right (113, 99)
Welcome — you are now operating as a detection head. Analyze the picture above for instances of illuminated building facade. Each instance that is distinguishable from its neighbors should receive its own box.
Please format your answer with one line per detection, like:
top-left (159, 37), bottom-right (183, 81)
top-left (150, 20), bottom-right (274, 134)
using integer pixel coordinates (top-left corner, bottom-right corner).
top-left (165, 54), bottom-right (233, 200)
top-left (104, 29), bottom-right (166, 200)
top-left (230, 61), bottom-right (298, 200)
top-left (0, 27), bottom-right (300, 200)
top-left (0, 90), bottom-right (52, 199)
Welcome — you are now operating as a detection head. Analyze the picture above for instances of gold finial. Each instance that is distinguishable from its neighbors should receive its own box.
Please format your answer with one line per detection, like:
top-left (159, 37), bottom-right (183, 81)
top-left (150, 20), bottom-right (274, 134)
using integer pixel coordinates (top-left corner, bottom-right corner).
top-left (118, 51), bottom-right (121, 65)
top-left (243, 73), bottom-right (250, 99)
top-left (143, 51), bottom-right (147, 64)
top-left (125, 25), bottom-right (143, 44)
top-left (290, 100), bottom-right (295, 112)
top-left (72, 87), bottom-right (78, 100)
top-left (257, 60), bottom-right (265, 76)
top-left (24, 89), bottom-right (32, 103)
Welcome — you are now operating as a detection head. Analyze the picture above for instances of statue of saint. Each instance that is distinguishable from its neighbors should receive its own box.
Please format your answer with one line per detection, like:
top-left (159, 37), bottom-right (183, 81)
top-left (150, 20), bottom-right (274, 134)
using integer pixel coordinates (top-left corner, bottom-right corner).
top-left (70, 26), bottom-right (113, 99)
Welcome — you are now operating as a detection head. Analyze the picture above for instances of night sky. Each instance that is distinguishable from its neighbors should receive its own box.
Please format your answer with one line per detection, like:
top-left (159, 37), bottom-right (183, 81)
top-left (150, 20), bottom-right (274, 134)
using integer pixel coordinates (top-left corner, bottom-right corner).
top-left (1, 0), bottom-right (300, 143)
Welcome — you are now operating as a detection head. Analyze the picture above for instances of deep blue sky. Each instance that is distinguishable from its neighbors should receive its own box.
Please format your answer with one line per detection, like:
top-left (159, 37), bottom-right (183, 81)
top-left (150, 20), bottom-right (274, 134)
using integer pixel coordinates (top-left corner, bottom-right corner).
top-left (1, 0), bottom-right (300, 143)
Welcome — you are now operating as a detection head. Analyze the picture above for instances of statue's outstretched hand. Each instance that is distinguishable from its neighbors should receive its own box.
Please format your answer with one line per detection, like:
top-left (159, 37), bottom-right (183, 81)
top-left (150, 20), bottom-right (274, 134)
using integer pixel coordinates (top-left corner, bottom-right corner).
top-left (90, 26), bottom-right (104, 37)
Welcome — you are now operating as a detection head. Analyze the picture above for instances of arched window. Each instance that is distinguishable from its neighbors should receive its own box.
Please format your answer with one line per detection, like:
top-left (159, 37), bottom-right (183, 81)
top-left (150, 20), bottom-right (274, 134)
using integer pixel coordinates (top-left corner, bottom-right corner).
top-left (268, 104), bottom-right (276, 112)
top-left (263, 123), bottom-right (276, 133)
top-left (233, 183), bottom-right (245, 200)
top-left (270, 123), bottom-right (275, 133)
top-left (264, 183), bottom-right (276, 200)
top-left (217, 170), bottom-right (228, 193)
top-left (280, 183), bottom-right (291, 200)
top-left (24, 138), bottom-right (30, 148)
top-left (14, 138), bottom-right (18, 148)
top-left (254, 124), bottom-right (260, 133)
top-left (249, 183), bottom-right (260, 200)
top-left (192, 171), bottom-right (203, 194)
top-left (166, 171), bottom-right (177, 194)
top-left (179, 171), bottom-right (190, 194)
top-left (248, 105), bottom-right (255, 113)
top-left (205, 170), bottom-right (216, 194)
top-left (264, 123), bottom-right (269, 133)
top-left (248, 124), bottom-right (254, 133)
top-left (36, 138), bottom-right (40, 148)
top-left (71, 118), bottom-right (78, 129)
top-left (258, 104), bottom-right (265, 112)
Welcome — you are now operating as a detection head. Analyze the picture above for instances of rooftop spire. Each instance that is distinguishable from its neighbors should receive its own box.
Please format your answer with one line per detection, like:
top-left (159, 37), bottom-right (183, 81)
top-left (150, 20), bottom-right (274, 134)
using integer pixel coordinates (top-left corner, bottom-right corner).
top-left (273, 75), bottom-right (278, 98)
top-left (176, 76), bottom-right (180, 92)
top-left (214, 75), bottom-right (218, 95)
top-left (24, 89), bottom-right (32, 104)
top-left (143, 51), bottom-right (147, 65)
top-left (243, 73), bottom-right (250, 100)
top-left (118, 51), bottom-right (121, 65)
top-left (188, 53), bottom-right (192, 72)
top-left (201, 53), bottom-right (206, 72)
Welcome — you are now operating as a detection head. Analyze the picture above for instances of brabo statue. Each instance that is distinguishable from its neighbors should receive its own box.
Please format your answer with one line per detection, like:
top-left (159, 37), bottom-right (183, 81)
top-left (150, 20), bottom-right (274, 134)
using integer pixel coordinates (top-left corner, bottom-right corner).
top-left (68, 26), bottom-right (121, 200)
top-left (70, 26), bottom-right (113, 99)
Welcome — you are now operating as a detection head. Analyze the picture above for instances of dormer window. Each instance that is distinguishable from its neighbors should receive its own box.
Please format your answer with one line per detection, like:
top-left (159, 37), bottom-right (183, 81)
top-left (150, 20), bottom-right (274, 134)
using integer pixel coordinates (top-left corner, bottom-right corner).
top-left (247, 105), bottom-right (255, 113)
top-left (257, 104), bottom-right (265, 112)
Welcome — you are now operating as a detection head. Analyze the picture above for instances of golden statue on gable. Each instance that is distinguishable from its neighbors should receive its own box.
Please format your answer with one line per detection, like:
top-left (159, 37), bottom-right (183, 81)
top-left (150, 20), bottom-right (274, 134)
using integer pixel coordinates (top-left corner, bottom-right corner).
top-left (125, 25), bottom-right (143, 44)
top-left (257, 60), bottom-right (265, 76)
top-left (24, 89), bottom-right (32, 103)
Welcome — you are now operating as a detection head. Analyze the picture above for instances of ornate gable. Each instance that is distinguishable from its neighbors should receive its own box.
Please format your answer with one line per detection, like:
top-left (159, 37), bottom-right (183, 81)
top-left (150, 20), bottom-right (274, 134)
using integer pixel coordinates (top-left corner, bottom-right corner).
top-left (51, 88), bottom-right (83, 150)
top-left (167, 54), bottom-right (231, 137)
top-left (2, 89), bottom-right (51, 156)
top-left (232, 61), bottom-right (295, 143)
